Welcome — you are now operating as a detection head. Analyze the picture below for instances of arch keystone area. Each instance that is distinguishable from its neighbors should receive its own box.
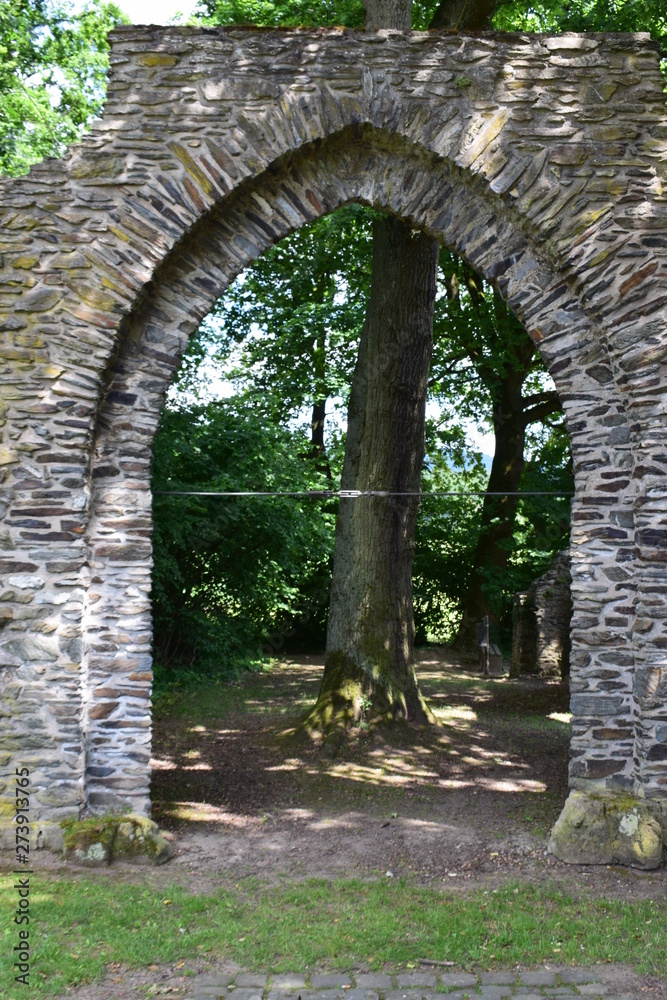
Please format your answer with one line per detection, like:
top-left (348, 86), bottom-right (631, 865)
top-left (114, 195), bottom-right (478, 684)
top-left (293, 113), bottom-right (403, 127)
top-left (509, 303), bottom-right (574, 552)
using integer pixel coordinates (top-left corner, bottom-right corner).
top-left (1, 26), bottom-right (666, 867)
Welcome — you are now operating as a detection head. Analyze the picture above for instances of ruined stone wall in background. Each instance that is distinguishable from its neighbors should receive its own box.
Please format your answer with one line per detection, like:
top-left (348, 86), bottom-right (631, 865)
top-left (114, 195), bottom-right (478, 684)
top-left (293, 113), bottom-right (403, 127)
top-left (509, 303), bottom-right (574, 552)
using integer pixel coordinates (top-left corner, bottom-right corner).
top-left (0, 26), bottom-right (665, 856)
top-left (512, 551), bottom-right (572, 679)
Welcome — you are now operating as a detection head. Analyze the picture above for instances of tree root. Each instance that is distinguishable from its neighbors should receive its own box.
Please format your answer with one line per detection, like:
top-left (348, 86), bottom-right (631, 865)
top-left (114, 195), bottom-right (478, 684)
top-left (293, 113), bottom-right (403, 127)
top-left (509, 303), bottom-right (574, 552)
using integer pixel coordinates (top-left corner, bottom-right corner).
top-left (295, 651), bottom-right (438, 753)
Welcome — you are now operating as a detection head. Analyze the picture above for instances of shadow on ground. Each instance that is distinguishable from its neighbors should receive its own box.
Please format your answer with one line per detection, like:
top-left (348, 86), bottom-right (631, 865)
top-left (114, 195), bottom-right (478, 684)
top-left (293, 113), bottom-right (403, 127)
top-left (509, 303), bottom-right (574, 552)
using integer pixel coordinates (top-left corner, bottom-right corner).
top-left (149, 649), bottom-right (590, 889)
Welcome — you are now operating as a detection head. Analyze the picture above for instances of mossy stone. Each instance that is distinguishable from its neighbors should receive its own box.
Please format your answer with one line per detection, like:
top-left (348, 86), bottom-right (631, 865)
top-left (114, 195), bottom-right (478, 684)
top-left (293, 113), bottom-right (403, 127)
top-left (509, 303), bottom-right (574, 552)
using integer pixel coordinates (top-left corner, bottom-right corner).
top-left (61, 816), bottom-right (117, 866)
top-left (112, 814), bottom-right (173, 865)
top-left (549, 791), bottom-right (664, 869)
top-left (60, 813), bottom-right (174, 866)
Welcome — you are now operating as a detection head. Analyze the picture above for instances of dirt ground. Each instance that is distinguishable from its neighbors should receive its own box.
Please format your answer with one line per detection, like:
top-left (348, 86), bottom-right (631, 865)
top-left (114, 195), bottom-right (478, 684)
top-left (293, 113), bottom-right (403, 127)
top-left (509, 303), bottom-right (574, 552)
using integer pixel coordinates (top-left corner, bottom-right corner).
top-left (141, 650), bottom-right (667, 903)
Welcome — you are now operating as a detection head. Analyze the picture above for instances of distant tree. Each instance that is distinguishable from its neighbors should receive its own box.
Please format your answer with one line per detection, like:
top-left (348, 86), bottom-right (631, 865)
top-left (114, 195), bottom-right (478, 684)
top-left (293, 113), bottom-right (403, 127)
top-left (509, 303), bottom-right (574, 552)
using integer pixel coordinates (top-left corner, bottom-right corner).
top-left (183, 205), bottom-right (373, 477)
top-left (0, 0), bottom-right (128, 176)
top-left (430, 254), bottom-right (567, 649)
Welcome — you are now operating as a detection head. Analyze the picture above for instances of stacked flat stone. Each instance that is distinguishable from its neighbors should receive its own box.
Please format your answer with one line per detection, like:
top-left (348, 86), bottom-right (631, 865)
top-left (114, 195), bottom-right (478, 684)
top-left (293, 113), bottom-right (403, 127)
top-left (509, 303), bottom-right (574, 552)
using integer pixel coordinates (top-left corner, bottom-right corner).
top-left (512, 550), bottom-right (572, 678)
top-left (0, 27), bottom-right (666, 864)
top-left (180, 966), bottom-right (635, 1000)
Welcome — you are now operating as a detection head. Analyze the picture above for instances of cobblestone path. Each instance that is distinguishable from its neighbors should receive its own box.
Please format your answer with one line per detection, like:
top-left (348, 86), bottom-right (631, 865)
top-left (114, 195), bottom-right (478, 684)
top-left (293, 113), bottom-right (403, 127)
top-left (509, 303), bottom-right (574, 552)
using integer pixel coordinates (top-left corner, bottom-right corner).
top-left (185, 968), bottom-right (656, 1000)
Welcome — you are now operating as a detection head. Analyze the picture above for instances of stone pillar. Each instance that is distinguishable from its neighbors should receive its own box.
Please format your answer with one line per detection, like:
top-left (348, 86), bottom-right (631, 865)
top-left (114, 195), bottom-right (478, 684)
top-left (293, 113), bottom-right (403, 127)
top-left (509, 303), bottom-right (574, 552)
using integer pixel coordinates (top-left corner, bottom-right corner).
top-left (82, 476), bottom-right (154, 816)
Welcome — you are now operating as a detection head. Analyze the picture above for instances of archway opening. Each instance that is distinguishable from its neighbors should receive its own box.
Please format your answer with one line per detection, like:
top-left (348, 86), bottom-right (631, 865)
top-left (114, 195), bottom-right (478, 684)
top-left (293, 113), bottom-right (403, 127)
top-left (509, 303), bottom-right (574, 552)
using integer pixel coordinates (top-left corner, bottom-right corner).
top-left (135, 186), bottom-right (575, 874)
top-left (83, 125), bottom-right (634, 834)
top-left (148, 200), bottom-right (574, 686)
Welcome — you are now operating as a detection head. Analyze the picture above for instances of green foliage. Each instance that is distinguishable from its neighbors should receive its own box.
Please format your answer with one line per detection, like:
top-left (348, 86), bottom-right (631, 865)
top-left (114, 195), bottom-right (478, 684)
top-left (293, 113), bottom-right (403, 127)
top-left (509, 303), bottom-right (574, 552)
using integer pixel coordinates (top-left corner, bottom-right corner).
top-left (0, 0), bottom-right (128, 176)
top-left (495, 0), bottom-right (665, 37)
top-left (432, 249), bottom-right (547, 420)
top-left (193, 0), bottom-right (440, 29)
top-left (151, 401), bottom-right (337, 683)
top-left (194, 0), bottom-right (365, 28)
top-left (177, 204), bottom-right (372, 425)
top-left (413, 416), bottom-right (572, 646)
top-left (511, 420), bottom-right (573, 581)
top-left (413, 425), bottom-right (489, 643)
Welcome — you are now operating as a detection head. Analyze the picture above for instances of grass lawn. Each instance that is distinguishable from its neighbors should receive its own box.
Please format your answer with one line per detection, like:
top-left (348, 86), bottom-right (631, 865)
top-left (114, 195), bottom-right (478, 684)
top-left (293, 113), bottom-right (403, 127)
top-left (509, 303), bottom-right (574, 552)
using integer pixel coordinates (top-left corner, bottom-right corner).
top-left (1, 874), bottom-right (666, 995)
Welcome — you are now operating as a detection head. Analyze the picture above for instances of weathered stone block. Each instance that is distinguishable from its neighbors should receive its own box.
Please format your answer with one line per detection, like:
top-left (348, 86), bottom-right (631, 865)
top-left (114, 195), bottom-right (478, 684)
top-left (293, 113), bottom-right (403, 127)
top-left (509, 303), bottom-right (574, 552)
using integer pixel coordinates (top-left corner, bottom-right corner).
top-left (61, 815), bottom-right (117, 865)
top-left (113, 814), bottom-right (174, 865)
top-left (60, 813), bottom-right (174, 865)
top-left (569, 694), bottom-right (625, 717)
top-left (548, 791), bottom-right (665, 869)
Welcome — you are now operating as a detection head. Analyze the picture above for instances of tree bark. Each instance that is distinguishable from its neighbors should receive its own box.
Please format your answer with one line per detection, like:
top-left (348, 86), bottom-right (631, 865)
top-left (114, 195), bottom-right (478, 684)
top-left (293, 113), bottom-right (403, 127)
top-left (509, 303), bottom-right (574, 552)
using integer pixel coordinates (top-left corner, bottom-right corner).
top-left (364, 0), bottom-right (410, 30)
top-left (453, 370), bottom-right (528, 650)
top-left (306, 218), bottom-right (439, 734)
top-left (307, 0), bottom-right (500, 738)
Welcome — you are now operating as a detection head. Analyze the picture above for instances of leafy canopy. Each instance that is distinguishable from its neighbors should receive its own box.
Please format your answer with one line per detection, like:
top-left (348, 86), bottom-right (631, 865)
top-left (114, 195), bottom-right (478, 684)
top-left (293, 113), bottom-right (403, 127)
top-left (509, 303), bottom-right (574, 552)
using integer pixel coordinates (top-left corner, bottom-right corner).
top-left (0, 0), bottom-right (128, 176)
top-left (177, 204), bottom-right (373, 424)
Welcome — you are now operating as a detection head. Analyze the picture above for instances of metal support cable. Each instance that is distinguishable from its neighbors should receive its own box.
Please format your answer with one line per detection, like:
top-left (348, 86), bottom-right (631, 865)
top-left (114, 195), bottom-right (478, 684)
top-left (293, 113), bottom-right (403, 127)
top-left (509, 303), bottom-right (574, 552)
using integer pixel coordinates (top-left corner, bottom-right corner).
top-left (154, 489), bottom-right (574, 498)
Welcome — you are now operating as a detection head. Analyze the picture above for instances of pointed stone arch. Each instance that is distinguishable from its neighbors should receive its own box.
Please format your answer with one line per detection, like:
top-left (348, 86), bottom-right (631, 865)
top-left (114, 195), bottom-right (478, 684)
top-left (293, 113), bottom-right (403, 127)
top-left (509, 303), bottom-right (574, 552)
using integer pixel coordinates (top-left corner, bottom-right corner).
top-left (0, 26), bottom-right (666, 862)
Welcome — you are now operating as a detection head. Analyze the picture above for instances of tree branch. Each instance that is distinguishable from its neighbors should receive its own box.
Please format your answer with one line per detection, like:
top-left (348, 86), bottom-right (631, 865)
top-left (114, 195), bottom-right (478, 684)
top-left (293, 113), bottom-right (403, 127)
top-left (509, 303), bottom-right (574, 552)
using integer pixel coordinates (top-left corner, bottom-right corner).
top-left (521, 393), bottom-right (562, 428)
top-left (522, 389), bottom-right (561, 410)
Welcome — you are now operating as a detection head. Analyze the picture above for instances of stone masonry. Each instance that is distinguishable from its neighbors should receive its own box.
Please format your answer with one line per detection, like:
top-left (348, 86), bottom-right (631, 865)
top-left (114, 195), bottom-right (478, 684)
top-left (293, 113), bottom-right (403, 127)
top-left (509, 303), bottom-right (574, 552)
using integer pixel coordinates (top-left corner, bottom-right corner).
top-left (512, 550), bottom-right (572, 679)
top-left (0, 26), bottom-right (666, 864)
top-left (109, 963), bottom-right (664, 1000)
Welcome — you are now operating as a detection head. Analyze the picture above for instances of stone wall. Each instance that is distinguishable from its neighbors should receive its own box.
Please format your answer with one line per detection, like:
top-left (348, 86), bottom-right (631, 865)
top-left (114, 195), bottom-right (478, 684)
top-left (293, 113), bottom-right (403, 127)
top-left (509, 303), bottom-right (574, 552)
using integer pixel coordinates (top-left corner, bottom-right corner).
top-left (512, 550), bottom-right (572, 679)
top-left (0, 26), bottom-right (666, 860)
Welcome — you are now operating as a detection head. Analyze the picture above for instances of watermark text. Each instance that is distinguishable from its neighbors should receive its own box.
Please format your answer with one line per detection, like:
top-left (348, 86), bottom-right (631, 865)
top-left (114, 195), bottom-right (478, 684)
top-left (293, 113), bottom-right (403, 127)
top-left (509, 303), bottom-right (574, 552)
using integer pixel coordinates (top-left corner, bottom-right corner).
top-left (13, 767), bottom-right (31, 986)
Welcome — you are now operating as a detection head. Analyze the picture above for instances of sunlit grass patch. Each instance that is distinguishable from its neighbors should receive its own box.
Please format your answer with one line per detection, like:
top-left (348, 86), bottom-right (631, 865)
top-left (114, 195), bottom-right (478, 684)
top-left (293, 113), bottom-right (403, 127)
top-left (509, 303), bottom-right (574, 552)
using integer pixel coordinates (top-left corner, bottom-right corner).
top-left (548, 712), bottom-right (572, 725)
top-left (432, 704), bottom-right (478, 726)
top-left (155, 662), bottom-right (319, 722)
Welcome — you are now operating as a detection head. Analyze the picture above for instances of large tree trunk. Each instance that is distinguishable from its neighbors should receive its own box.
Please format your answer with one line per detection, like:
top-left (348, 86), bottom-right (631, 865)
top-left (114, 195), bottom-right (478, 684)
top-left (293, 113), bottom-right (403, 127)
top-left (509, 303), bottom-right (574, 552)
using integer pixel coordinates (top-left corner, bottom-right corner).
top-left (307, 0), bottom-right (498, 739)
top-left (452, 369), bottom-right (527, 650)
top-left (305, 218), bottom-right (439, 735)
